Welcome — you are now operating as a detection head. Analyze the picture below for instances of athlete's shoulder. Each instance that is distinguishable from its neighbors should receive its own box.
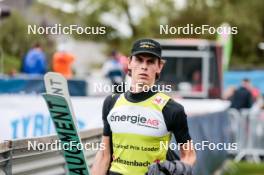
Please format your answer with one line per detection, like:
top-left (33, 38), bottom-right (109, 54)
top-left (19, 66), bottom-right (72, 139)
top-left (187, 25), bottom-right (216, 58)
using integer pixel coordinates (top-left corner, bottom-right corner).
top-left (156, 92), bottom-right (170, 98)
top-left (153, 92), bottom-right (171, 103)
top-left (103, 93), bottom-right (121, 108)
top-left (163, 97), bottom-right (185, 114)
top-left (154, 92), bottom-right (183, 108)
top-left (102, 93), bottom-right (122, 120)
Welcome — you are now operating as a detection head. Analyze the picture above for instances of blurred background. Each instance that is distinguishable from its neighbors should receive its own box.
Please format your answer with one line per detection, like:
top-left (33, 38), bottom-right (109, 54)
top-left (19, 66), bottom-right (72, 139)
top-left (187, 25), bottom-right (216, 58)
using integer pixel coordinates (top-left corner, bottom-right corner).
top-left (0, 0), bottom-right (264, 175)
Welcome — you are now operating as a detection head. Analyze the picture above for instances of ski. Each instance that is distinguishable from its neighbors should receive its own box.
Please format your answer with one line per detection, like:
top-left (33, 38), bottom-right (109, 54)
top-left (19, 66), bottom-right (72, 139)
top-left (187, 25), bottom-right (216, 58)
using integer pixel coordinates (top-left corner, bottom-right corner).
top-left (42, 72), bottom-right (90, 175)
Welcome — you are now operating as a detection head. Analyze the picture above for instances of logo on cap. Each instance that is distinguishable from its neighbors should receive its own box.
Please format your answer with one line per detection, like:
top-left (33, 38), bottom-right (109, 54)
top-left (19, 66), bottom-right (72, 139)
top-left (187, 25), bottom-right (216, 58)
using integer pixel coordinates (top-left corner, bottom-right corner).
top-left (139, 41), bottom-right (156, 49)
top-left (140, 44), bottom-right (155, 48)
top-left (131, 39), bottom-right (162, 59)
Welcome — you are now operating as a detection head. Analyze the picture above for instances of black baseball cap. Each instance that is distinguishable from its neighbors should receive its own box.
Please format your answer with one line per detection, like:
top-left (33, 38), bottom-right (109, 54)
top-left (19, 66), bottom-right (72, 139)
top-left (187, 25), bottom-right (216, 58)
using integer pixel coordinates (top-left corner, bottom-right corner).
top-left (131, 39), bottom-right (162, 59)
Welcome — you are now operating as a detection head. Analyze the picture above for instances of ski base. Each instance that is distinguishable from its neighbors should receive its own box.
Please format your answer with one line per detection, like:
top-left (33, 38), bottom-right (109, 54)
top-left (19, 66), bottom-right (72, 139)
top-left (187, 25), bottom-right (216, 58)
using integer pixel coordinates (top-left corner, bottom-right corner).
top-left (43, 94), bottom-right (90, 175)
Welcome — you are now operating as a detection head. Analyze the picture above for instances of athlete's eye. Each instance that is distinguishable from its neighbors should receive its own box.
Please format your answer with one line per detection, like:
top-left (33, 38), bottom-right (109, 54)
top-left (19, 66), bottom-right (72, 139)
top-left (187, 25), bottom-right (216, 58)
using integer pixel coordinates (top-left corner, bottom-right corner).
top-left (147, 59), bottom-right (155, 64)
top-left (135, 56), bottom-right (143, 63)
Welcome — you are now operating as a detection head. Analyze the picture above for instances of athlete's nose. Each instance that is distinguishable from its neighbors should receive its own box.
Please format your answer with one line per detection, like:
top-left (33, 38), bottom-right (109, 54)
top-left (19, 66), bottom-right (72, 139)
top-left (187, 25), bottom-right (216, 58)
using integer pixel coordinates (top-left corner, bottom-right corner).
top-left (141, 60), bottom-right (148, 70)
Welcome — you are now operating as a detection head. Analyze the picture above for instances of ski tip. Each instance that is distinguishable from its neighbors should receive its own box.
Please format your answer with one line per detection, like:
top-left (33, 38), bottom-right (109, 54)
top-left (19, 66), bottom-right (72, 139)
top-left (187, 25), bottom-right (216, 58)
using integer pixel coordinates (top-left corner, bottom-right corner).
top-left (43, 71), bottom-right (72, 101)
top-left (44, 72), bottom-right (64, 80)
top-left (44, 72), bottom-right (67, 85)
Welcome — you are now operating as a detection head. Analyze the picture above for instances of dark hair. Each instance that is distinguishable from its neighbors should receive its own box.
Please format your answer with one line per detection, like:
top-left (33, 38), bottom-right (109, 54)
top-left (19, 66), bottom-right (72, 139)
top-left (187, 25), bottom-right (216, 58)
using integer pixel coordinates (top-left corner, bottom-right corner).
top-left (33, 42), bottom-right (41, 48)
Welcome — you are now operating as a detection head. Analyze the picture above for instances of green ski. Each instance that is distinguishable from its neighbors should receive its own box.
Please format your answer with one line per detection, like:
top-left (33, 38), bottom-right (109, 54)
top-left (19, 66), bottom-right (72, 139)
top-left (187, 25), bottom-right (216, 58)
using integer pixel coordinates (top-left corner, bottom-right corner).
top-left (42, 72), bottom-right (90, 175)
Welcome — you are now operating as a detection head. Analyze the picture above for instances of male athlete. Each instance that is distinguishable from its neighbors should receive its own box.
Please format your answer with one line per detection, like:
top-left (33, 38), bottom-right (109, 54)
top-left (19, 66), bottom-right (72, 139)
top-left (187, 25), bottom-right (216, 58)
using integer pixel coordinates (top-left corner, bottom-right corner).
top-left (92, 39), bottom-right (196, 175)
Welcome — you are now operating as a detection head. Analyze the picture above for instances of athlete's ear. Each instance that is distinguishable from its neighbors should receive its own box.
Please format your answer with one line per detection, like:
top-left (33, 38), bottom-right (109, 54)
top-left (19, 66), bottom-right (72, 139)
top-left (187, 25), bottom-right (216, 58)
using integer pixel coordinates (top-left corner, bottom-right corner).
top-left (128, 56), bottom-right (133, 70)
top-left (157, 59), bottom-right (165, 74)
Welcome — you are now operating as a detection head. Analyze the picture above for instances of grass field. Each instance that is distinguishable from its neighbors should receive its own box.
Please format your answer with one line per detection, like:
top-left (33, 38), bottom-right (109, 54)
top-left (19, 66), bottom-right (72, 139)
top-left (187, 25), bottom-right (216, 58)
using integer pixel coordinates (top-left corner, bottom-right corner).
top-left (223, 161), bottom-right (264, 175)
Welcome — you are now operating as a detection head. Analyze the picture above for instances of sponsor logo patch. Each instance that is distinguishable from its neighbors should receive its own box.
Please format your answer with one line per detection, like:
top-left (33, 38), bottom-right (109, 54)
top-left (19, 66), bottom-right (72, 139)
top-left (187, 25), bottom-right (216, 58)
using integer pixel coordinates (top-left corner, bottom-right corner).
top-left (153, 96), bottom-right (165, 105)
top-left (110, 114), bottom-right (160, 129)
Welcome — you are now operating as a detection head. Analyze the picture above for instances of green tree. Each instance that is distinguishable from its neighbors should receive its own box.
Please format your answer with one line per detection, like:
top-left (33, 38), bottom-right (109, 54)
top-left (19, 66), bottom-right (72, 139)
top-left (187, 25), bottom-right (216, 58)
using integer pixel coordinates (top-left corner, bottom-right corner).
top-left (0, 12), bottom-right (55, 74)
top-left (35, 0), bottom-right (264, 68)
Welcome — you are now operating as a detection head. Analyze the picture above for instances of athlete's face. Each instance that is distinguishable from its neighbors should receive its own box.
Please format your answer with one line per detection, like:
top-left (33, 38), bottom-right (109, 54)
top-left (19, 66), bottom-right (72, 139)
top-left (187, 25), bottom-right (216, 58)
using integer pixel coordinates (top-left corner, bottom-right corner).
top-left (128, 54), bottom-right (164, 88)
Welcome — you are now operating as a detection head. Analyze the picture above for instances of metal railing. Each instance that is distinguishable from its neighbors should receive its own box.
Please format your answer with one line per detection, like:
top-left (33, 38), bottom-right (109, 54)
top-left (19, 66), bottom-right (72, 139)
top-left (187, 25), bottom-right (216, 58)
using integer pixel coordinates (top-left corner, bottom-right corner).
top-left (1, 108), bottom-right (264, 175)
top-left (0, 128), bottom-right (103, 175)
top-left (228, 108), bottom-right (264, 162)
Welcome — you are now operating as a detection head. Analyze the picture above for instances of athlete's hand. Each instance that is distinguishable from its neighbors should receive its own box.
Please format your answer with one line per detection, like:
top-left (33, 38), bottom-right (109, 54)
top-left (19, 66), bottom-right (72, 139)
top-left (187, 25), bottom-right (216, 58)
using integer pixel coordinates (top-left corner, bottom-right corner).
top-left (147, 161), bottom-right (166, 175)
top-left (147, 160), bottom-right (193, 175)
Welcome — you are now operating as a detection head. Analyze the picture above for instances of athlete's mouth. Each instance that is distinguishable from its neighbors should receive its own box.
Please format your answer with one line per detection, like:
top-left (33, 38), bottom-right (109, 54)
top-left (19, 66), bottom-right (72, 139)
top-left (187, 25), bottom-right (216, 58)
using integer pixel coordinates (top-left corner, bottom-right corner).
top-left (139, 73), bottom-right (148, 78)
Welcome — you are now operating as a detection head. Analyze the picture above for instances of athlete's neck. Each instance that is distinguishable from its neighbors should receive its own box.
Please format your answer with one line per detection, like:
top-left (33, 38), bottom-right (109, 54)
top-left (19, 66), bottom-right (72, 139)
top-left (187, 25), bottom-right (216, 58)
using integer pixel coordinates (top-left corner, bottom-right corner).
top-left (125, 86), bottom-right (157, 103)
